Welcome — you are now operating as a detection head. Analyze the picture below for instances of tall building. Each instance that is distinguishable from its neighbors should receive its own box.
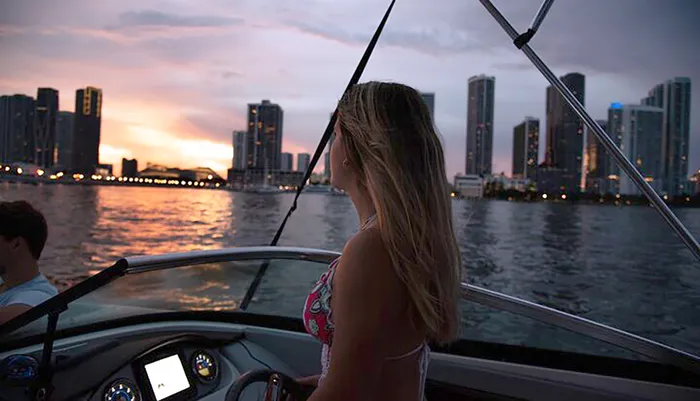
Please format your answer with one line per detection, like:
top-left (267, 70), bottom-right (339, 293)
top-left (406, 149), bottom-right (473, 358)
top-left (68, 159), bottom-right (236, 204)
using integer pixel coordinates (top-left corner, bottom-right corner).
top-left (297, 152), bottom-right (310, 172)
top-left (280, 152), bottom-right (293, 171)
top-left (33, 88), bottom-right (59, 168)
top-left (324, 130), bottom-right (335, 180)
top-left (0, 94), bottom-right (35, 164)
top-left (512, 117), bottom-right (539, 182)
top-left (420, 92), bottom-right (435, 121)
top-left (56, 111), bottom-right (75, 170)
top-left (545, 72), bottom-right (585, 193)
top-left (246, 100), bottom-right (283, 170)
top-left (606, 103), bottom-right (664, 195)
top-left (641, 77), bottom-right (692, 195)
top-left (232, 130), bottom-right (247, 170)
top-left (121, 158), bottom-right (138, 177)
top-left (584, 119), bottom-right (608, 193)
top-left (466, 75), bottom-right (495, 176)
top-left (324, 118), bottom-right (336, 181)
top-left (72, 87), bottom-right (102, 174)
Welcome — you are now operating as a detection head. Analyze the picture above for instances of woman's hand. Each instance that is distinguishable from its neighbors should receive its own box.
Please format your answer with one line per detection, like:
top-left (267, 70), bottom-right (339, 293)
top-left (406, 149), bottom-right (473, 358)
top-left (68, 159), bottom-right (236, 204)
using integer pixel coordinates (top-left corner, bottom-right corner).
top-left (284, 374), bottom-right (320, 401)
top-left (296, 374), bottom-right (321, 387)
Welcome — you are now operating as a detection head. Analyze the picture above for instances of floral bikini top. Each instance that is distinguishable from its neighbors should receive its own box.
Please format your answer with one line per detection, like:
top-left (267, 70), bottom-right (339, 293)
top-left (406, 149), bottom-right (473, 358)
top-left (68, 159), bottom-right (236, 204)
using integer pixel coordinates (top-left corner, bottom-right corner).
top-left (302, 257), bottom-right (340, 346)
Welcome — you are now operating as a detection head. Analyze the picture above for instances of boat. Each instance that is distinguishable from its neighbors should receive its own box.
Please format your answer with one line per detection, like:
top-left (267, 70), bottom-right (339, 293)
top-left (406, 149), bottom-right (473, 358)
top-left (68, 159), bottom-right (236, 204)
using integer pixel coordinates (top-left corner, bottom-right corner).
top-left (246, 184), bottom-right (284, 195)
top-left (1, 1), bottom-right (699, 400)
top-left (329, 187), bottom-right (347, 196)
top-left (242, 165), bottom-right (283, 195)
top-left (302, 185), bottom-right (332, 194)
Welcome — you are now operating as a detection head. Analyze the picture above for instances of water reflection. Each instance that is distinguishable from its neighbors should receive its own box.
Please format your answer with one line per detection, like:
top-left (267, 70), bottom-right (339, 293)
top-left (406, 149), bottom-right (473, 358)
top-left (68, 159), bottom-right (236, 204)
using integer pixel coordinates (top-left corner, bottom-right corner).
top-left (233, 193), bottom-right (281, 246)
top-left (321, 194), bottom-right (356, 252)
top-left (92, 261), bottom-right (260, 311)
top-left (457, 200), bottom-right (500, 281)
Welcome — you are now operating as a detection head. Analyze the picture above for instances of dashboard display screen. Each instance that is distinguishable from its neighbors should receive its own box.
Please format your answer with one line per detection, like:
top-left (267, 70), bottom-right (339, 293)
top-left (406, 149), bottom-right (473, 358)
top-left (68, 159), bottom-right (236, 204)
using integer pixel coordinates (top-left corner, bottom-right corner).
top-left (144, 354), bottom-right (190, 400)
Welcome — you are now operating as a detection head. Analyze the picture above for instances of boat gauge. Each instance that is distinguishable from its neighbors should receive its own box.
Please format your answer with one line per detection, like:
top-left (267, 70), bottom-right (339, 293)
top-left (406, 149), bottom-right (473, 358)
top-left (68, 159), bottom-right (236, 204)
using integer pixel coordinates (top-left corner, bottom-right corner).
top-left (103, 379), bottom-right (140, 401)
top-left (0, 355), bottom-right (38, 382)
top-left (191, 350), bottom-right (217, 382)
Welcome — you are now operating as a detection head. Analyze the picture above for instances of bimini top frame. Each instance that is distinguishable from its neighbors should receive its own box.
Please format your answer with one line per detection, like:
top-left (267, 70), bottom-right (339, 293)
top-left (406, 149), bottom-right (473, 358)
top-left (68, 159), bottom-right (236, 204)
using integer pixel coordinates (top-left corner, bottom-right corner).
top-left (478, 0), bottom-right (700, 263)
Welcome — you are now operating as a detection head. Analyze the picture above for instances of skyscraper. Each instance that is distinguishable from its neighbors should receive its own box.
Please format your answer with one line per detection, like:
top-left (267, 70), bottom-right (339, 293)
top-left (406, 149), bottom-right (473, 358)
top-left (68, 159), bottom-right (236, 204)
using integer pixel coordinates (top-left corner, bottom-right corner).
top-left (420, 92), bottom-right (435, 121)
top-left (122, 158), bottom-right (138, 177)
top-left (584, 119), bottom-right (608, 193)
top-left (545, 72), bottom-right (585, 193)
top-left (72, 86), bottom-right (103, 174)
top-left (246, 100), bottom-right (283, 170)
top-left (297, 152), bottom-right (310, 172)
top-left (0, 94), bottom-right (35, 164)
top-left (641, 77), bottom-right (692, 195)
top-left (325, 119), bottom-right (336, 180)
top-left (512, 117), bottom-right (539, 182)
top-left (33, 88), bottom-right (59, 168)
top-left (606, 103), bottom-right (664, 195)
top-left (280, 152), bottom-right (293, 171)
top-left (466, 75), bottom-right (495, 176)
top-left (56, 111), bottom-right (75, 170)
top-left (232, 130), bottom-right (247, 170)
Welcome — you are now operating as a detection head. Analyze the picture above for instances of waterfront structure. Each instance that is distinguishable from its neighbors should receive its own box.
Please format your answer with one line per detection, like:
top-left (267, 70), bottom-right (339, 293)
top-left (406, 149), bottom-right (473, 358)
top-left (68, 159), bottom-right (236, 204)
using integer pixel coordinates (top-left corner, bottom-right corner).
top-left (466, 75), bottom-right (495, 176)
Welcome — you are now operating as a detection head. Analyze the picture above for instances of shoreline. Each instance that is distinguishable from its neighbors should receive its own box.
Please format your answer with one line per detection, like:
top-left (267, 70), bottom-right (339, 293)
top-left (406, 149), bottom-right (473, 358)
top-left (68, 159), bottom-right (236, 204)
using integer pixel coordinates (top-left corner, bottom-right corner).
top-left (3, 175), bottom-right (698, 208)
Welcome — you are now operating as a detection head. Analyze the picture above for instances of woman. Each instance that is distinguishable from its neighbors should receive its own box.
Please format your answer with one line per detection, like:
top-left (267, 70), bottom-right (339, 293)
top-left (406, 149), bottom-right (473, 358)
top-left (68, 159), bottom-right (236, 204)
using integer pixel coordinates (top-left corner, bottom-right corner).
top-left (298, 81), bottom-right (462, 401)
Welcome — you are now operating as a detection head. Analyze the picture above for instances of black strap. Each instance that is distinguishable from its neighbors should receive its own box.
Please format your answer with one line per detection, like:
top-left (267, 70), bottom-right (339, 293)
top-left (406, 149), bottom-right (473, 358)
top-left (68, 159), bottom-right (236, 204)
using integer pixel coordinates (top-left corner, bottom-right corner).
top-left (32, 304), bottom-right (66, 401)
top-left (239, 0), bottom-right (397, 310)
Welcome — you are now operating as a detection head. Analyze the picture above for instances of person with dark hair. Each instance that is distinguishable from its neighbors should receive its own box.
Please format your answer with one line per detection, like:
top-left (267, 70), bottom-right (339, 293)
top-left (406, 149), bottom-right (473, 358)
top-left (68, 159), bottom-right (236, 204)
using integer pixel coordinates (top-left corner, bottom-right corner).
top-left (0, 200), bottom-right (58, 324)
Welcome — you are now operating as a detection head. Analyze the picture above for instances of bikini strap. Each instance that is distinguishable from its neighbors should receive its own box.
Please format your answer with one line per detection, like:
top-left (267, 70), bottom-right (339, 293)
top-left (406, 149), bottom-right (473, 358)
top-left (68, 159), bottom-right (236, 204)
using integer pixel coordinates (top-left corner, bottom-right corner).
top-left (385, 342), bottom-right (427, 361)
top-left (360, 214), bottom-right (377, 231)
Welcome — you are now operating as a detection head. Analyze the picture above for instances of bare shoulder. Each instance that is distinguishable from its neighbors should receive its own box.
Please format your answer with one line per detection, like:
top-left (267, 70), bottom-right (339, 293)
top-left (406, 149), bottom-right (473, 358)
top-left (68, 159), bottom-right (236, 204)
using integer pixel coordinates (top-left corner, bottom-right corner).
top-left (335, 227), bottom-right (402, 300)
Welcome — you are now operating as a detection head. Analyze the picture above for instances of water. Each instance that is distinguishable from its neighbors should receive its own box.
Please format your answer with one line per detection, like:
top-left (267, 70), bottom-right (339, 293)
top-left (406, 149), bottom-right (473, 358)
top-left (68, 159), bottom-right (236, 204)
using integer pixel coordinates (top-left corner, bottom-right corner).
top-left (3, 182), bottom-right (700, 359)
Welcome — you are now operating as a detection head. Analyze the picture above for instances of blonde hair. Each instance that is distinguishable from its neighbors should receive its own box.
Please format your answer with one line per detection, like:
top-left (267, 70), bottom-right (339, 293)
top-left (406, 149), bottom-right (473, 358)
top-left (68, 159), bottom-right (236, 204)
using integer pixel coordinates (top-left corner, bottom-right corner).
top-left (337, 81), bottom-right (462, 344)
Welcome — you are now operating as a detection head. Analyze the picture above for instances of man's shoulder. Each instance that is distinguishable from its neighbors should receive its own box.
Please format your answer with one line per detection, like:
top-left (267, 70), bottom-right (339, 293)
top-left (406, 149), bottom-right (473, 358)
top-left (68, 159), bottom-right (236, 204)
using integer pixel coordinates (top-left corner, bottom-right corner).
top-left (5, 288), bottom-right (56, 307)
top-left (1, 275), bottom-right (58, 307)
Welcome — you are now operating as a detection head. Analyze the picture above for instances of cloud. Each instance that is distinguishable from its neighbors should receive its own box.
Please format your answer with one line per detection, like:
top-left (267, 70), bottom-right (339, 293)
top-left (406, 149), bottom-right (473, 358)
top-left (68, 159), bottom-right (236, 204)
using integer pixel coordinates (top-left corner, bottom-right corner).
top-left (221, 70), bottom-right (243, 79)
top-left (115, 10), bottom-right (244, 29)
top-left (281, 19), bottom-right (491, 57)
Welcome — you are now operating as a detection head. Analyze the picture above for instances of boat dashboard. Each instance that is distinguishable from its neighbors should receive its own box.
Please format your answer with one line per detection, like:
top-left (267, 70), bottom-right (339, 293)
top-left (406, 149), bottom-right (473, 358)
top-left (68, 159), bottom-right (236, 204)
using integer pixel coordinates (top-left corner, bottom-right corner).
top-left (3, 319), bottom-right (700, 401)
top-left (0, 322), bottom-right (313, 401)
top-left (96, 342), bottom-right (225, 401)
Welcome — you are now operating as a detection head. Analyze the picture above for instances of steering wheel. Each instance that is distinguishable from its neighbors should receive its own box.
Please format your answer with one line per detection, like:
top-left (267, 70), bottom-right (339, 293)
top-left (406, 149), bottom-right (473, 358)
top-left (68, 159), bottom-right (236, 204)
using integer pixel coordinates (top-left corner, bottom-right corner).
top-left (225, 369), bottom-right (315, 401)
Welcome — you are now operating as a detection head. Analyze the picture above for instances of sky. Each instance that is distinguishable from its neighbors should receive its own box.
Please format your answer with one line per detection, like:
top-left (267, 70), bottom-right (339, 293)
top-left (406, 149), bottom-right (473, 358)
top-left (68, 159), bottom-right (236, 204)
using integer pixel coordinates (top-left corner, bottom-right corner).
top-left (1, 0), bottom-right (698, 178)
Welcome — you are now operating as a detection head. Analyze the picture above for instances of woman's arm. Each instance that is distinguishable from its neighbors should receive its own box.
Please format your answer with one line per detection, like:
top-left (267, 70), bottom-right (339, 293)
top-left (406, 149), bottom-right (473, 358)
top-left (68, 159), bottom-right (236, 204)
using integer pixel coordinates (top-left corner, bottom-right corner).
top-left (308, 228), bottom-right (405, 401)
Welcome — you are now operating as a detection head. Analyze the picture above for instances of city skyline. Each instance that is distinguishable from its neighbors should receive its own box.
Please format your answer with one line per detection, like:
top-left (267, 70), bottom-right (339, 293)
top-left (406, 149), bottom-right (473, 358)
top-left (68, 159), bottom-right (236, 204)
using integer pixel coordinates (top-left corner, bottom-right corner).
top-left (1, 0), bottom-right (698, 178)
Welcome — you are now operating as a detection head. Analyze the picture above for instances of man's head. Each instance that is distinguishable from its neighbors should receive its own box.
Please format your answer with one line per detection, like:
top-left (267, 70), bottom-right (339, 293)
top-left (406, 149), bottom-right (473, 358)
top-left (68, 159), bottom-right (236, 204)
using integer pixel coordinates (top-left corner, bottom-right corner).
top-left (0, 201), bottom-right (48, 276)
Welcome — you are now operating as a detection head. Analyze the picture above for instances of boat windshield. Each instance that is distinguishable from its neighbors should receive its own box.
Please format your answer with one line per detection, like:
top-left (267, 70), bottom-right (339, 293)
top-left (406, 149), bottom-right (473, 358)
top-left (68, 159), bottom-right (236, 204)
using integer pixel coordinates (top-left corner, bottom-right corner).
top-left (2, 246), bottom-right (695, 371)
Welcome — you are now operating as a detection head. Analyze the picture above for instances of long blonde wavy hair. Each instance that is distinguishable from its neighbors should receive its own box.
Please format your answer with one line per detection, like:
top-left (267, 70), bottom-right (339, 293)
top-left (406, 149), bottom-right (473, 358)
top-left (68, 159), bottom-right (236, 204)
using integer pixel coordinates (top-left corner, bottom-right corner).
top-left (337, 81), bottom-right (462, 344)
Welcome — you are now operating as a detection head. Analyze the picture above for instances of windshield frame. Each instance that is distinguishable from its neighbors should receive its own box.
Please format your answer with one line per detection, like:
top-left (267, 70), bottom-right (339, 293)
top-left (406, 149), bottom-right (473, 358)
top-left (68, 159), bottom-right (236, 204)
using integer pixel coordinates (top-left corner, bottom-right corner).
top-left (0, 246), bottom-right (698, 375)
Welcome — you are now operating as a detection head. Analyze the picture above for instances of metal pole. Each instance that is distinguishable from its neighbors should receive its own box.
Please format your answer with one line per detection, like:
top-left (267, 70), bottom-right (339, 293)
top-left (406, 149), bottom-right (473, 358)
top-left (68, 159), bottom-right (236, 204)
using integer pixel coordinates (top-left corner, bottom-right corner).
top-left (478, 0), bottom-right (700, 263)
top-left (529, 0), bottom-right (555, 33)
